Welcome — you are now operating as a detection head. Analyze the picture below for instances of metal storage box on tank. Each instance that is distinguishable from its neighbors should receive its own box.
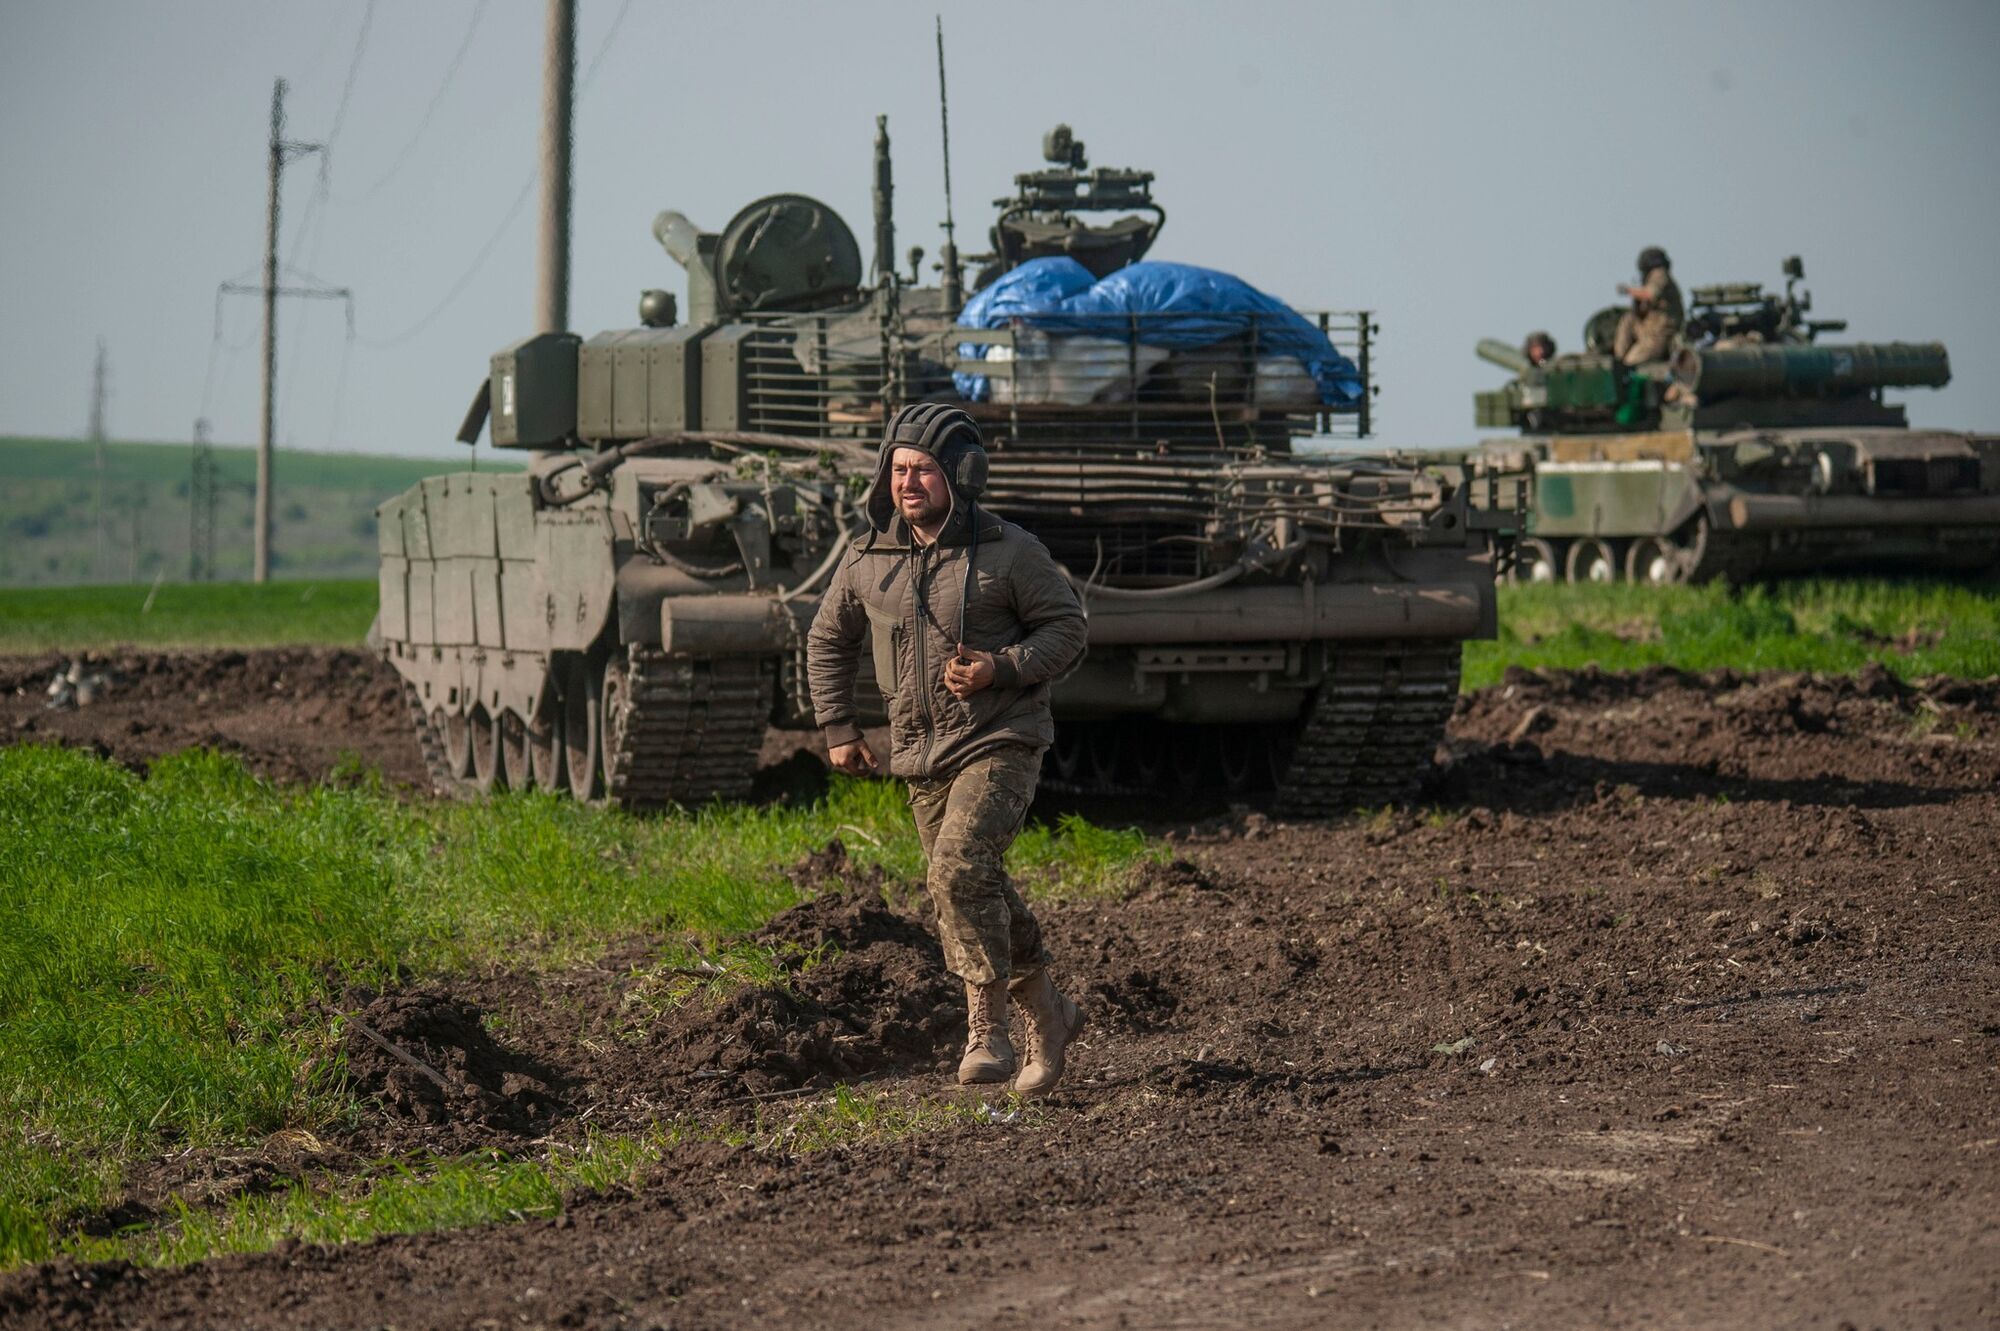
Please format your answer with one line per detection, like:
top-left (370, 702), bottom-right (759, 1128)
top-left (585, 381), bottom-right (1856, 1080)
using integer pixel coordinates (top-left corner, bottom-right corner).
top-left (490, 332), bottom-right (580, 448)
top-left (577, 327), bottom-right (707, 439)
top-left (701, 326), bottom-right (760, 430)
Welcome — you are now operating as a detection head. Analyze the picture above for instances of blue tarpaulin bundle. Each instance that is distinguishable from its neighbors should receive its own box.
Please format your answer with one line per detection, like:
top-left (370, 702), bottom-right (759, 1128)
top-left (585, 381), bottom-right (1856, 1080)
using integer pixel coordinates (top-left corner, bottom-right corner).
top-left (953, 257), bottom-right (1363, 407)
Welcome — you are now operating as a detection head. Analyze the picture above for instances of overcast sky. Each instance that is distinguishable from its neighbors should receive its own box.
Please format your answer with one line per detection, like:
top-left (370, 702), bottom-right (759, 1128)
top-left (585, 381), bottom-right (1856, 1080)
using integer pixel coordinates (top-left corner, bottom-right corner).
top-left (4, 0), bottom-right (1997, 459)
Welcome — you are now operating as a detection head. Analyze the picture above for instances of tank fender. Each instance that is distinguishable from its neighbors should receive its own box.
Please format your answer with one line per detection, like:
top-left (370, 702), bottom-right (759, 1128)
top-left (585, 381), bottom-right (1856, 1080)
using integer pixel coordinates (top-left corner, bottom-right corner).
top-left (535, 508), bottom-right (617, 651)
top-left (659, 594), bottom-right (812, 656)
top-left (614, 561), bottom-right (759, 645)
top-left (1659, 474), bottom-right (1706, 537)
top-left (471, 651), bottom-right (552, 729)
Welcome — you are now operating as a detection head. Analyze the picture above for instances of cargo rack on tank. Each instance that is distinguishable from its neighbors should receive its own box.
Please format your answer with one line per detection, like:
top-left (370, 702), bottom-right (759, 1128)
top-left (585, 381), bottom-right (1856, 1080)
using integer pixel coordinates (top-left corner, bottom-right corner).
top-left (713, 307), bottom-right (1378, 447)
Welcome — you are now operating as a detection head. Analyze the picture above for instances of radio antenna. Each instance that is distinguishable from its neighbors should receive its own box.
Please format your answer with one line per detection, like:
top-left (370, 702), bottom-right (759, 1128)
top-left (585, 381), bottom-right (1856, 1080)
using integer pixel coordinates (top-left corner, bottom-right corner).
top-left (934, 14), bottom-right (964, 312)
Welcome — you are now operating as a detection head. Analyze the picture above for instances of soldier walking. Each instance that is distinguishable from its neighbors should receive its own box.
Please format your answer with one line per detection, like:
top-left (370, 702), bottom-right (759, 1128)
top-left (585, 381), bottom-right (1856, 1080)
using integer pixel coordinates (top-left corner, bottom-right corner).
top-left (806, 404), bottom-right (1091, 1096)
top-left (1614, 246), bottom-right (1685, 366)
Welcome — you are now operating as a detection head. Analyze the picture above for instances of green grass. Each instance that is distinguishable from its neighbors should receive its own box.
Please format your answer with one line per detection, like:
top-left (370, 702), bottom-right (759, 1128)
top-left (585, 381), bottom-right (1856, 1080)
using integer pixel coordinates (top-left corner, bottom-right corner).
top-left (64, 1089), bottom-right (990, 1270)
top-left (0, 579), bottom-right (378, 652)
top-left (0, 435), bottom-right (514, 587)
top-left (10, 565), bottom-right (1997, 696)
top-left (0, 744), bottom-right (1153, 1268)
top-left (1465, 578), bottom-right (2000, 690)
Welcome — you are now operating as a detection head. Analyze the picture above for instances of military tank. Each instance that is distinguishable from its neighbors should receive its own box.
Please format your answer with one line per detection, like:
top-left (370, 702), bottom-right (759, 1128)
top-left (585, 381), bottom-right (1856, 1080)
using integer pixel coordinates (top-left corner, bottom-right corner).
top-left (1473, 257), bottom-right (2000, 583)
top-left (375, 122), bottom-right (1508, 815)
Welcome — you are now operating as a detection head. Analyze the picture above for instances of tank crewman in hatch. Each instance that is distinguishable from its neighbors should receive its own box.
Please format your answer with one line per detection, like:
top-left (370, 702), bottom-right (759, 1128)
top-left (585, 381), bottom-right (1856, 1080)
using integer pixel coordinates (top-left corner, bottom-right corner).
top-left (806, 404), bottom-right (1091, 1097)
top-left (1523, 330), bottom-right (1557, 367)
top-left (1613, 246), bottom-right (1684, 366)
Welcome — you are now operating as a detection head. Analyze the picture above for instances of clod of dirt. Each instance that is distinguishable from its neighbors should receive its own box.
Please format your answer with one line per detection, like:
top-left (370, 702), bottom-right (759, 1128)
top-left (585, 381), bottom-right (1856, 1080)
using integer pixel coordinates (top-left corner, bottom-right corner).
top-left (1089, 968), bottom-right (1181, 1033)
top-left (784, 839), bottom-right (888, 897)
top-left (341, 991), bottom-right (565, 1136)
top-left (1130, 858), bottom-right (1219, 895)
top-left (649, 891), bottom-right (960, 1101)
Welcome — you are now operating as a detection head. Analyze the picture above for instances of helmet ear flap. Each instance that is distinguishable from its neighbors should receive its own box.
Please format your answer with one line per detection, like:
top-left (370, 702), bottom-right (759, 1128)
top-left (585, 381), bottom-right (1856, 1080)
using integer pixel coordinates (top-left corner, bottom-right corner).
top-left (952, 440), bottom-right (988, 501)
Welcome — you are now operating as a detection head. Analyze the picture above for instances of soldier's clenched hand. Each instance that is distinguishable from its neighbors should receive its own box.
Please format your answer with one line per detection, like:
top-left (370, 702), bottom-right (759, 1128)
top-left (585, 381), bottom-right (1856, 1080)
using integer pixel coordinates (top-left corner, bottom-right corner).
top-left (829, 738), bottom-right (880, 774)
top-left (944, 645), bottom-right (997, 699)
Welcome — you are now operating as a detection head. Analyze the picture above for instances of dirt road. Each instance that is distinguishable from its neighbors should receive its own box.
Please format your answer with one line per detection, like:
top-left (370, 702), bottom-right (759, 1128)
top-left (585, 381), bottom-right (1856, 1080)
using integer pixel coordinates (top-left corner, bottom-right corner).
top-left (3, 653), bottom-right (1997, 1329)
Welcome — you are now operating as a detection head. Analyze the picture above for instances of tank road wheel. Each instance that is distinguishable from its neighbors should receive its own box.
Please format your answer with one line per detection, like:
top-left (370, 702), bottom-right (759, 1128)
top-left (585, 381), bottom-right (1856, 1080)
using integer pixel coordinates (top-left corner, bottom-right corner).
top-left (499, 709), bottom-right (533, 791)
top-left (1216, 727), bottom-right (1257, 792)
top-left (528, 696), bottom-right (565, 795)
top-left (1169, 737), bottom-right (1204, 794)
top-left (440, 708), bottom-right (475, 784)
top-left (1127, 723), bottom-right (1166, 789)
top-left (1048, 728), bottom-right (1085, 785)
top-left (1565, 537), bottom-right (1622, 584)
top-left (563, 656), bottom-right (604, 802)
top-left (599, 654), bottom-right (632, 800)
top-left (1263, 724), bottom-right (1297, 789)
top-left (1625, 535), bottom-right (1687, 586)
top-left (1086, 726), bottom-right (1123, 789)
top-left (469, 704), bottom-right (506, 794)
top-left (1512, 537), bottom-right (1563, 586)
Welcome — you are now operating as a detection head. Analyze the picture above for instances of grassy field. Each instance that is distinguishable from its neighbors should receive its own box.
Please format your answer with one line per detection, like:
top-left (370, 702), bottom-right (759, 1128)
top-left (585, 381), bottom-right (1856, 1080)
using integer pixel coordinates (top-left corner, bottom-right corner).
top-left (0, 744), bottom-right (1155, 1270)
top-left (0, 436), bottom-right (512, 587)
top-left (0, 579), bottom-right (378, 653)
top-left (6, 576), bottom-right (1997, 686)
top-left (1461, 577), bottom-right (2000, 689)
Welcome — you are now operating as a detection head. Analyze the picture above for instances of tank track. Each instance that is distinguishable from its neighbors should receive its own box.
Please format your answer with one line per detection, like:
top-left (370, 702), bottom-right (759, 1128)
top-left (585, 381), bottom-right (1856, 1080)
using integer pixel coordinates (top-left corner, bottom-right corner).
top-left (1274, 641), bottom-right (1463, 817)
top-left (403, 683), bottom-right (457, 796)
top-left (1683, 521), bottom-right (1765, 584)
top-left (601, 647), bottom-right (774, 810)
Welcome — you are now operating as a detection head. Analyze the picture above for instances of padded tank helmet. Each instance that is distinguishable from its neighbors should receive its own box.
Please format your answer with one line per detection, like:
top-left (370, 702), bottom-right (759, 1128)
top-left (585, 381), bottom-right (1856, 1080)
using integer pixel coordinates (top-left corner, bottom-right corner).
top-left (882, 402), bottom-right (987, 500)
top-left (1636, 246), bottom-right (1670, 275)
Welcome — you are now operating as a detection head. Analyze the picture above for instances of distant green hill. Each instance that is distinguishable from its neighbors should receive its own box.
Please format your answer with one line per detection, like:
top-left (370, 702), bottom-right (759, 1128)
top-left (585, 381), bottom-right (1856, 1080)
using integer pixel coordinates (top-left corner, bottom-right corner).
top-left (0, 436), bottom-right (517, 587)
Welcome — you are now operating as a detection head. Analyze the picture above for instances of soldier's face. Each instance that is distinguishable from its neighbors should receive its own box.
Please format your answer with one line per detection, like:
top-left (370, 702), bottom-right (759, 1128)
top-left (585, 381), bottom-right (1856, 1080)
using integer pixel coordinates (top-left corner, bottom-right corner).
top-left (891, 448), bottom-right (951, 527)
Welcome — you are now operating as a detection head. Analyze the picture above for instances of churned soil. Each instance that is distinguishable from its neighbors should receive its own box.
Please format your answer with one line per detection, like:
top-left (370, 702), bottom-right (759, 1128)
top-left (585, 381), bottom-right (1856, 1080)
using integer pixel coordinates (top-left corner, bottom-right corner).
top-left (0, 649), bottom-right (421, 789)
top-left (4, 654), bottom-right (1999, 1329)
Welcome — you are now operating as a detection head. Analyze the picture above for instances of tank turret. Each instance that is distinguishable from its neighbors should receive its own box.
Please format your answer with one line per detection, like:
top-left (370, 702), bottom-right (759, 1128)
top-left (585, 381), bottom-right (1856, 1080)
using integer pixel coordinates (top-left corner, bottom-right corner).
top-left (967, 123), bottom-right (1166, 291)
top-left (1468, 257), bottom-right (1999, 585)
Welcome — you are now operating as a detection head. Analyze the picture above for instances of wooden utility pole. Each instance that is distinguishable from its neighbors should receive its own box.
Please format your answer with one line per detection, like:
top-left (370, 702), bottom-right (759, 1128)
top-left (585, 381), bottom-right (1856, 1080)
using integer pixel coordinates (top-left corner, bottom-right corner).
top-left (244, 78), bottom-right (335, 582)
top-left (256, 80), bottom-right (285, 583)
top-left (534, 0), bottom-right (575, 334)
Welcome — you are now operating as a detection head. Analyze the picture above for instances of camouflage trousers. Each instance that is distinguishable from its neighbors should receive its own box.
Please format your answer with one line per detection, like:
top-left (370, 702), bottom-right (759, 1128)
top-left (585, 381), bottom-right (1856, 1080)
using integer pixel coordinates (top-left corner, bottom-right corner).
top-left (1614, 309), bottom-right (1675, 366)
top-left (907, 744), bottom-right (1052, 987)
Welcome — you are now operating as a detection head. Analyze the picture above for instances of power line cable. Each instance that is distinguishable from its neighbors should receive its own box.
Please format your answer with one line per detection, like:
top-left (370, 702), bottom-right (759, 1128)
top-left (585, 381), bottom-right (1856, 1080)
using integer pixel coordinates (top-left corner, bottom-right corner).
top-left (288, 0), bottom-right (376, 277)
top-left (354, 0), bottom-right (636, 350)
top-left (291, 0), bottom-right (359, 94)
top-left (324, 314), bottom-right (359, 451)
top-left (354, 174), bottom-right (536, 349)
top-left (275, 1), bottom-right (375, 454)
top-left (336, 0), bottom-right (489, 207)
top-left (322, 0), bottom-right (377, 154)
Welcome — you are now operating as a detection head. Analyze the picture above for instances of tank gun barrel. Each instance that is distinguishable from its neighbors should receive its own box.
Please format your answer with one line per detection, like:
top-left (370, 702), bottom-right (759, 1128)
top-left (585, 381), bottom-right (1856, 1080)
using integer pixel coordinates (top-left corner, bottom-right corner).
top-left (652, 211), bottom-right (703, 271)
top-left (1677, 341), bottom-right (1951, 396)
top-left (1477, 338), bottom-right (1532, 375)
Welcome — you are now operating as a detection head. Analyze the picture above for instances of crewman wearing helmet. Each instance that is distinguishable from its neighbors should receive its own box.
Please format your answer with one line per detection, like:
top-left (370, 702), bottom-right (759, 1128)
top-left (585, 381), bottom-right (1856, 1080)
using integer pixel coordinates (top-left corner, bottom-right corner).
top-left (806, 403), bottom-right (1091, 1097)
top-left (1613, 246), bottom-right (1684, 366)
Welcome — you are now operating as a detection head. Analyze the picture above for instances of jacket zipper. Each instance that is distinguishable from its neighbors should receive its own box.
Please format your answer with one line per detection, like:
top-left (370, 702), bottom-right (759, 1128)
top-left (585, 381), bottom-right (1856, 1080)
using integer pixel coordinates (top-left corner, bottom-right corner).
top-left (911, 543), bottom-right (936, 774)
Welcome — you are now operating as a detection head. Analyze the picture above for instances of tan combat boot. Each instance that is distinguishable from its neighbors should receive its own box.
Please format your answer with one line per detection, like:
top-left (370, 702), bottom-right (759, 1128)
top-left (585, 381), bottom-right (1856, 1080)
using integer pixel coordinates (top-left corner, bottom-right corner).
top-left (1010, 969), bottom-right (1086, 1097)
top-left (958, 978), bottom-right (1016, 1085)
